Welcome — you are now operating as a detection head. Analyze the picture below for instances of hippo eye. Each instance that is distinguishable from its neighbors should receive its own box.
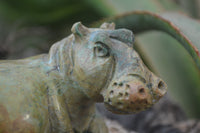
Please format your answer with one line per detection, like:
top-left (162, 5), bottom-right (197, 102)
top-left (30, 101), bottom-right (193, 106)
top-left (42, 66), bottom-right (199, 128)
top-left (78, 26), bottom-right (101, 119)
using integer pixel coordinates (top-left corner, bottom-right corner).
top-left (94, 42), bottom-right (110, 57)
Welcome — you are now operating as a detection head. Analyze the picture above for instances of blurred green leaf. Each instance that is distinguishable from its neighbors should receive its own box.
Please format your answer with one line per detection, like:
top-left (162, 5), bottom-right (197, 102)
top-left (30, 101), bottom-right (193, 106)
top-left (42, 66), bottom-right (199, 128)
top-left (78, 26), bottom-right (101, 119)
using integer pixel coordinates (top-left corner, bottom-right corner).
top-left (177, 0), bottom-right (199, 17)
top-left (0, 0), bottom-right (104, 25)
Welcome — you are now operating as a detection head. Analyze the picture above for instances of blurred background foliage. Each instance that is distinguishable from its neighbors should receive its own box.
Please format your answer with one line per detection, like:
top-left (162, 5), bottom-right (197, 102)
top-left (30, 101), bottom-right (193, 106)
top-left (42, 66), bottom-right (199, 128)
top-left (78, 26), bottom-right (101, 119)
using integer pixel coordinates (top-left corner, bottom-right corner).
top-left (0, 0), bottom-right (200, 118)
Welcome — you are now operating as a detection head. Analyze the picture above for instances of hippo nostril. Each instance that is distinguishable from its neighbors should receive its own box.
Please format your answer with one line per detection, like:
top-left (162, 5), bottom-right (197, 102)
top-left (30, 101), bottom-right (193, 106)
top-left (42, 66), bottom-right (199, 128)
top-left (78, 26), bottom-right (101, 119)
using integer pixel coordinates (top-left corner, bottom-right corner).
top-left (125, 92), bottom-right (129, 97)
top-left (158, 81), bottom-right (165, 90)
top-left (138, 88), bottom-right (145, 94)
top-left (119, 92), bottom-right (123, 97)
top-left (119, 83), bottom-right (123, 86)
top-left (110, 90), bottom-right (114, 95)
top-left (126, 84), bottom-right (130, 88)
top-left (113, 82), bottom-right (117, 86)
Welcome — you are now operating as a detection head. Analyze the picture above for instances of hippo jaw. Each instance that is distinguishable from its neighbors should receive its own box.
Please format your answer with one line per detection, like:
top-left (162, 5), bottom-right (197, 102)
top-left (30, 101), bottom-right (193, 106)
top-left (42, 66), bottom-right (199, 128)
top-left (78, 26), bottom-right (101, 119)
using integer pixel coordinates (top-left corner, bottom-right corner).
top-left (101, 72), bottom-right (167, 114)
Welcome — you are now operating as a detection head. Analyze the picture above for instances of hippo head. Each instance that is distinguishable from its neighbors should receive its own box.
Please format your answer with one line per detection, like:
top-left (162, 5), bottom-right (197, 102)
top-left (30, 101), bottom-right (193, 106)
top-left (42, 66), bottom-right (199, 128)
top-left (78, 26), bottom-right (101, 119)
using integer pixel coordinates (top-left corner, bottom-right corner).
top-left (70, 22), bottom-right (167, 114)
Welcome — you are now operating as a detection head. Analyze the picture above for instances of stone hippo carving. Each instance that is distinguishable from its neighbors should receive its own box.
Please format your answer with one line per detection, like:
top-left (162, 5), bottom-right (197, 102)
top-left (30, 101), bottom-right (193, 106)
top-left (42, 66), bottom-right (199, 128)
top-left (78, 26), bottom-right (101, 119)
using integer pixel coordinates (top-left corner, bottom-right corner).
top-left (0, 22), bottom-right (167, 133)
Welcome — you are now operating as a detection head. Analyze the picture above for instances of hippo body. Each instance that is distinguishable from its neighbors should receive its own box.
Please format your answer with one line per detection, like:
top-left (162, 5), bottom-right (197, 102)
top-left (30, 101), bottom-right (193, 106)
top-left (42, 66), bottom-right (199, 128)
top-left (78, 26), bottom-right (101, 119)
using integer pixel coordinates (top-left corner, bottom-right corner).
top-left (0, 22), bottom-right (167, 133)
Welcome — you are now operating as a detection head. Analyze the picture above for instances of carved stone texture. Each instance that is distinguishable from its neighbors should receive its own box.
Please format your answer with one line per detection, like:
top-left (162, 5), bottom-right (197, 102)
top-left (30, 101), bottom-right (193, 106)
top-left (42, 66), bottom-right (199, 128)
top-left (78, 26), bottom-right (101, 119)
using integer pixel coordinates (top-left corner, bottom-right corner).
top-left (0, 22), bottom-right (167, 133)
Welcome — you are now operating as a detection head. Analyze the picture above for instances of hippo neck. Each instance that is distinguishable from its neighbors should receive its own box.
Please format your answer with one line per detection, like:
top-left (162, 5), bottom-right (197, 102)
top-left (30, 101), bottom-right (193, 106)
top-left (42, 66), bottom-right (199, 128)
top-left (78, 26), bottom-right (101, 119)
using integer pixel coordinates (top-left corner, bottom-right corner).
top-left (47, 35), bottom-right (96, 131)
top-left (65, 83), bottom-right (96, 131)
top-left (46, 72), bottom-right (96, 131)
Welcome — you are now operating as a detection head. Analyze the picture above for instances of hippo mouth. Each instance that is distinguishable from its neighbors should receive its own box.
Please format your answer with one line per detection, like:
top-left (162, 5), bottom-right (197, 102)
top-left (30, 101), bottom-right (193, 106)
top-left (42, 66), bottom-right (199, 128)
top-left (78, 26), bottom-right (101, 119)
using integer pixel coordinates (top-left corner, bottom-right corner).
top-left (103, 94), bottom-right (154, 114)
top-left (104, 100), bottom-right (154, 114)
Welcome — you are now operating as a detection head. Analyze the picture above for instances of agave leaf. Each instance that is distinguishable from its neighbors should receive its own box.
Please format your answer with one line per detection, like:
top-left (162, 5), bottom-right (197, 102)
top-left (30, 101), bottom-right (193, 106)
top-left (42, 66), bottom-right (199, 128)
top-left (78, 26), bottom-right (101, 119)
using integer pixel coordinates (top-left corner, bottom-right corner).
top-left (0, 0), bottom-right (103, 24)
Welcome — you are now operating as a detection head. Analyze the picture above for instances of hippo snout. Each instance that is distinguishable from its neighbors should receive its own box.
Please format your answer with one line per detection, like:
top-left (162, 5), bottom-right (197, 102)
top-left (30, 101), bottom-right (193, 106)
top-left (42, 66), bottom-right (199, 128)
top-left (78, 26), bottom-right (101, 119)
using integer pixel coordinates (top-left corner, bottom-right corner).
top-left (102, 74), bottom-right (167, 114)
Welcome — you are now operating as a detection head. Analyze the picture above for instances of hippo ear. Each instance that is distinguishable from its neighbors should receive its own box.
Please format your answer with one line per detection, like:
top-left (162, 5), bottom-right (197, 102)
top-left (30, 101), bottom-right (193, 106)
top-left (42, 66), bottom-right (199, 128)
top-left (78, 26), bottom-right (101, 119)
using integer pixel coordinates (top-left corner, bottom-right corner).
top-left (100, 22), bottom-right (115, 30)
top-left (71, 22), bottom-right (89, 37)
